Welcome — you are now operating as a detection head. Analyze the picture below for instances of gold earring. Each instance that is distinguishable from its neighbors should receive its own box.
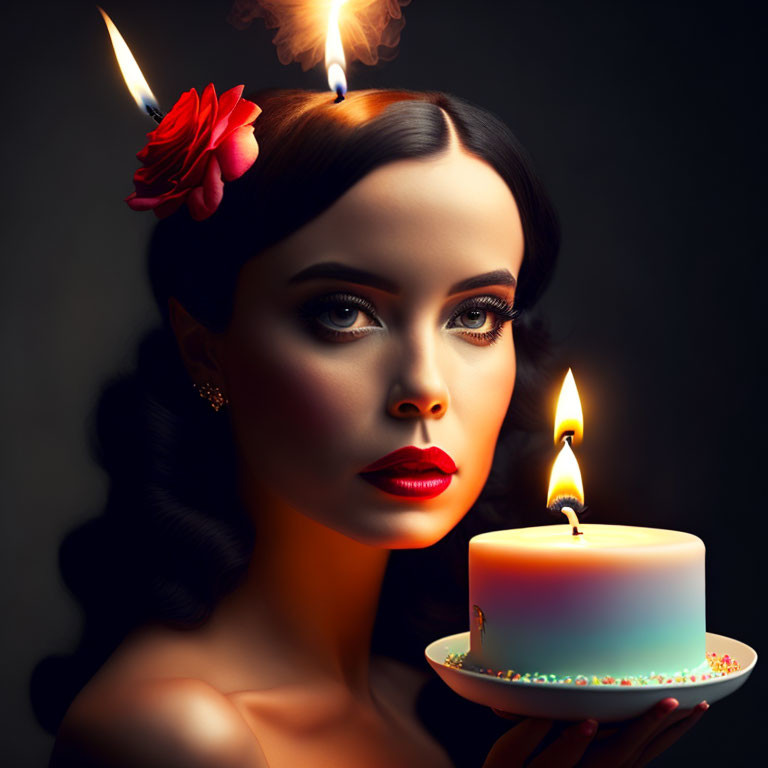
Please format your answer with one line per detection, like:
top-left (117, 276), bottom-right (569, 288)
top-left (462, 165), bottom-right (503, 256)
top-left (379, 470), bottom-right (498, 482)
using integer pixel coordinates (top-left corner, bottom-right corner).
top-left (194, 382), bottom-right (229, 412)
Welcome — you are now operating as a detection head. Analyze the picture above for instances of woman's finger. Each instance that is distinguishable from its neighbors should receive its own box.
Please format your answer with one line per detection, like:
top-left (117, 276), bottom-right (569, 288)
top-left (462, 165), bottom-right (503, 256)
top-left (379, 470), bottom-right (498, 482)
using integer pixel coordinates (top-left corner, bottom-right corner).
top-left (632, 702), bottom-right (709, 768)
top-left (527, 719), bottom-right (598, 768)
top-left (581, 697), bottom-right (681, 766)
top-left (483, 719), bottom-right (553, 768)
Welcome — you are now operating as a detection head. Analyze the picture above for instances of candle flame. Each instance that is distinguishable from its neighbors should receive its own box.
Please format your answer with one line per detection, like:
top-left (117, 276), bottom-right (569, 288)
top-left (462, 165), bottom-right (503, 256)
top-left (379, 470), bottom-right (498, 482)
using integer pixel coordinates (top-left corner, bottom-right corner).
top-left (547, 439), bottom-right (585, 509)
top-left (326, 0), bottom-right (348, 94)
top-left (98, 6), bottom-right (160, 115)
top-left (228, 1), bottom-right (409, 80)
top-left (554, 368), bottom-right (583, 445)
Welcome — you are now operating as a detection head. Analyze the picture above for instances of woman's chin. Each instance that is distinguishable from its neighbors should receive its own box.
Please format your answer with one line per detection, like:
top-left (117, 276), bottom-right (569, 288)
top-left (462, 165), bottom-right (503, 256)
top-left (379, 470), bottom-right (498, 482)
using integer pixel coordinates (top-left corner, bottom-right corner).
top-left (339, 507), bottom-right (465, 550)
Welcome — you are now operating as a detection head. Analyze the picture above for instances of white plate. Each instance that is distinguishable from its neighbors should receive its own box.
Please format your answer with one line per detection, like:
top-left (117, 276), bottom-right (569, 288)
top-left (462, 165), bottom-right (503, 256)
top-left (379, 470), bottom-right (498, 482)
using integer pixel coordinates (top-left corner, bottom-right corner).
top-left (425, 631), bottom-right (757, 722)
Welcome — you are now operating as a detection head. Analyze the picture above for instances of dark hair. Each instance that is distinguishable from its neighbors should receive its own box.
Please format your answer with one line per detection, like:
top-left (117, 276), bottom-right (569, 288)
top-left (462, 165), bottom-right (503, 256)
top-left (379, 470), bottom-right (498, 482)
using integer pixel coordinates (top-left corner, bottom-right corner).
top-left (31, 89), bottom-right (561, 734)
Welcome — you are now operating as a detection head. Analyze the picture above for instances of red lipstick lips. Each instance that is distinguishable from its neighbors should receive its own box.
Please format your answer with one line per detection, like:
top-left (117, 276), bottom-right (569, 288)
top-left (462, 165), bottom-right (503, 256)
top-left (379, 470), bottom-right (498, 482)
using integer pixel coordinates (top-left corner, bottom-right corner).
top-left (359, 446), bottom-right (457, 499)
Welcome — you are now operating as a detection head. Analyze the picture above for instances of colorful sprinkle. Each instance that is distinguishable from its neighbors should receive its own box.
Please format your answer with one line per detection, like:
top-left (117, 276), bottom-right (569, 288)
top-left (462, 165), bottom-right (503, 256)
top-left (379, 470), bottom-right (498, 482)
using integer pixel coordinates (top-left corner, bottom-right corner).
top-left (442, 651), bottom-right (741, 686)
top-left (707, 651), bottom-right (741, 675)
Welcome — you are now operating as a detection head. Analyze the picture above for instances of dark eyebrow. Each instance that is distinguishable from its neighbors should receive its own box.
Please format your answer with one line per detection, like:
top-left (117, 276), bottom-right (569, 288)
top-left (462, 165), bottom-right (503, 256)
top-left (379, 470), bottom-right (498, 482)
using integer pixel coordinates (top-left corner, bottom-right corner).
top-left (288, 262), bottom-right (516, 295)
top-left (448, 269), bottom-right (517, 294)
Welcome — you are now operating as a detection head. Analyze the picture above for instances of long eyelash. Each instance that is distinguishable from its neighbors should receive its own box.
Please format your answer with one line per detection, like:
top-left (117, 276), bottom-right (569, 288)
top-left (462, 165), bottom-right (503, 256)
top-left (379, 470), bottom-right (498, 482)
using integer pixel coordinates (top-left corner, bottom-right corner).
top-left (298, 292), bottom-right (380, 339)
top-left (299, 291), bottom-right (379, 320)
top-left (299, 292), bottom-right (520, 345)
top-left (449, 295), bottom-right (520, 345)
top-left (452, 295), bottom-right (519, 323)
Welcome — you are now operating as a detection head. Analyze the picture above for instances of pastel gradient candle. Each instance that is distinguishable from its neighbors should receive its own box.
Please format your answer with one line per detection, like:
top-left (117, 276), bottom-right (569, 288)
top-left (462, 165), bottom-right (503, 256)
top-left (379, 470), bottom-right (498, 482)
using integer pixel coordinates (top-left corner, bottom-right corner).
top-left (467, 525), bottom-right (707, 679)
top-left (465, 370), bottom-right (709, 682)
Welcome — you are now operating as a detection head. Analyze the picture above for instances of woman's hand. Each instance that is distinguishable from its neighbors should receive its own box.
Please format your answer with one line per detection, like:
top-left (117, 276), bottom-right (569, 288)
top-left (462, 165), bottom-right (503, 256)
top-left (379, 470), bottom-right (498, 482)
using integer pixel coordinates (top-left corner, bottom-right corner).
top-left (483, 697), bottom-right (709, 768)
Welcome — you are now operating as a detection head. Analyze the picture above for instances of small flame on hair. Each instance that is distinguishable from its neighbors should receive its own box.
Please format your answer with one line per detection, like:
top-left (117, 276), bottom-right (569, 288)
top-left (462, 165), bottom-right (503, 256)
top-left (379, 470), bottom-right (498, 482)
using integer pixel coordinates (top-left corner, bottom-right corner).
top-left (228, 0), bottom-right (410, 75)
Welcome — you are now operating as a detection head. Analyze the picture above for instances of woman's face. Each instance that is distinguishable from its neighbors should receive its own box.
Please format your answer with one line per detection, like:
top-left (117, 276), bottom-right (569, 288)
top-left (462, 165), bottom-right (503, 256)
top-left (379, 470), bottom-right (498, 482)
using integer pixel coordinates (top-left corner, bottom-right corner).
top-left (216, 142), bottom-right (525, 548)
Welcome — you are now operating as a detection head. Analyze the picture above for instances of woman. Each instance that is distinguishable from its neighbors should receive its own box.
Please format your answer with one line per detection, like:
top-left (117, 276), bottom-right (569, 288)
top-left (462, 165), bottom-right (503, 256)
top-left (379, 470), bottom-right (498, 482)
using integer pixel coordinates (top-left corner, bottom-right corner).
top-left (35, 89), bottom-right (707, 767)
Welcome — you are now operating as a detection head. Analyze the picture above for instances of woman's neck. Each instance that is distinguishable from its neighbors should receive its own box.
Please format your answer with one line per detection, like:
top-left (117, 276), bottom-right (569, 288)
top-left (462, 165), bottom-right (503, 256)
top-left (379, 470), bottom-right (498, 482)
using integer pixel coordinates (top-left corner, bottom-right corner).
top-left (207, 487), bottom-right (390, 699)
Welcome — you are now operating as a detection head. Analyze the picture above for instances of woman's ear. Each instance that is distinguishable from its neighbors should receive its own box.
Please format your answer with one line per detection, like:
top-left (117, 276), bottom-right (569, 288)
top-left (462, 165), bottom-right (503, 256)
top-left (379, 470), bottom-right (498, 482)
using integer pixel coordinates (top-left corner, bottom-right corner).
top-left (167, 297), bottom-right (225, 387)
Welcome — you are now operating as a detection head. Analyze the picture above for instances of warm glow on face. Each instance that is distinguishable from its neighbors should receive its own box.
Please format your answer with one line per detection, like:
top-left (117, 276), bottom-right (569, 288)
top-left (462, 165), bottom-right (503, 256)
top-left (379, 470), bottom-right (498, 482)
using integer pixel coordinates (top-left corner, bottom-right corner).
top-left (547, 439), bottom-right (585, 509)
top-left (325, 0), bottom-right (348, 94)
top-left (98, 6), bottom-right (159, 114)
top-left (221, 148), bottom-right (524, 548)
top-left (554, 368), bottom-right (583, 445)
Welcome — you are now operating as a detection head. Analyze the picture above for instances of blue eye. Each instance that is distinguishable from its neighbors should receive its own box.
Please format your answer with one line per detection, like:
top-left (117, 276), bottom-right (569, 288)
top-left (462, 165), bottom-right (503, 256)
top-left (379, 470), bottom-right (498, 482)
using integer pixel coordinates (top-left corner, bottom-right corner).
top-left (299, 292), bottom-right (381, 341)
top-left (458, 308), bottom-right (488, 329)
top-left (323, 305), bottom-right (359, 328)
top-left (448, 296), bottom-right (519, 345)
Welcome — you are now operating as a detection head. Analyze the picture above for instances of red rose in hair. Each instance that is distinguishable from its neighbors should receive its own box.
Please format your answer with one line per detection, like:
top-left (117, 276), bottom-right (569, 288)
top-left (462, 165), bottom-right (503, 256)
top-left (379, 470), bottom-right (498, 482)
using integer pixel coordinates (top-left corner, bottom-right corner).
top-left (126, 84), bottom-right (261, 221)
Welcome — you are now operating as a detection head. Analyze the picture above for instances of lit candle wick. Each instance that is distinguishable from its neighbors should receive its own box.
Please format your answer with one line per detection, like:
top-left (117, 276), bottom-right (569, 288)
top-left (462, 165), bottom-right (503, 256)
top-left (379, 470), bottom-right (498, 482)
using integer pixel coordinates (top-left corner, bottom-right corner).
top-left (548, 369), bottom-right (585, 534)
top-left (145, 104), bottom-right (165, 124)
top-left (325, 0), bottom-right (348, 102)
top-left (561, 505), bottom-right (583, 536)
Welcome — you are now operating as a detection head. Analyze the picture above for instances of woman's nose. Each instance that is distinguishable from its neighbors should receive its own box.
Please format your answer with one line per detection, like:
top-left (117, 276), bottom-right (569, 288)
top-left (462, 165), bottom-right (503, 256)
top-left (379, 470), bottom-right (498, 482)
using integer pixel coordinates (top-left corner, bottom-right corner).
top-left (386, 335), bottom-right (450, 419)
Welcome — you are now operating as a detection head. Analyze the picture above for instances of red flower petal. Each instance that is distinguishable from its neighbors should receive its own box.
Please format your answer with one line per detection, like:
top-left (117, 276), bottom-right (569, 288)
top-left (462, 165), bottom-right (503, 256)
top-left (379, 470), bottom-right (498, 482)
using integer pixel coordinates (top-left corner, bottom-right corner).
top-left (191, 83), bottom-right (219, 151)
top-left (154, 195), bottom-right (188, 219)
top-left (126, 189), bottom-right (186, 218)
top-left (138, 89), bottom-right (199, 159)
top-left (126, 82), bottom-right (261, 221)
top-left (177, 85), bottom-right (218, 183)
top-left (187, 155), bottom-right (224, 221)
top-left (133, 150), bottom-right (185, 192)
top-left (216, 126), bottom-right (259, 181)
top-left (211, 85), bottom-right (247, 145)
top-left (214, 98), bottom-right (262, 148)
top-left (125, 192), bottom-right (156, 212)
top-left (178, 142), bottom-right (213, 188)
top-left (215, 85), bottom-right (245, 120)
top-left (229, 97), bottom-right (262, 128)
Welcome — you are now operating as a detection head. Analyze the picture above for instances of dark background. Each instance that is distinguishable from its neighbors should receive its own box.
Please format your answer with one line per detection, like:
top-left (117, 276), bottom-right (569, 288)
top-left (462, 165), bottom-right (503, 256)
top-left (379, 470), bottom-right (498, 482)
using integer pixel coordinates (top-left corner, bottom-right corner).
top-left (1, 0), bottom-right (765, 765)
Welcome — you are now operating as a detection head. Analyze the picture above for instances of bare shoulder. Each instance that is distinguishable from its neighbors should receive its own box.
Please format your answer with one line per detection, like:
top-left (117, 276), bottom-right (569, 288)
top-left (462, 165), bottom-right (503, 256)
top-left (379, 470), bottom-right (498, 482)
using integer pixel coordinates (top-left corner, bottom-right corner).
top-left (52, 677), bottom-right (267, 768)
